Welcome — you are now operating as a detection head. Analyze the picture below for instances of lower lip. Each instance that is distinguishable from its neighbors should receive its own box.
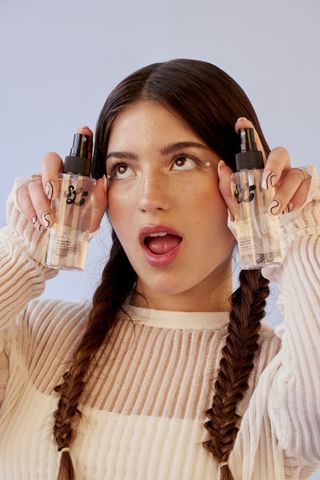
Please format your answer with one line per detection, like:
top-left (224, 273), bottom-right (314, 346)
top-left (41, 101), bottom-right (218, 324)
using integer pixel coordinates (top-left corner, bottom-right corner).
top-left (141, 240), bottom-right (183, 267)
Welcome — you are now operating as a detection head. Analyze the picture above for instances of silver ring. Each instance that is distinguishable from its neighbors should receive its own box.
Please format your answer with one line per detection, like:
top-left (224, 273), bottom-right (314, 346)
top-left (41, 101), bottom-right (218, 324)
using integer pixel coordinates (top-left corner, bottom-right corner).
top-left (293, 167), bottom-right (308, 183)
top-left (27, 173), bottom-right (42, 186)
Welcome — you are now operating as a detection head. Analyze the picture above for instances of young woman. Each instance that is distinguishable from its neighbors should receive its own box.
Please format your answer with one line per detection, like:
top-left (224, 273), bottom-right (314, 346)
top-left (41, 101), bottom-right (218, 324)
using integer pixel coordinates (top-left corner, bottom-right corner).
top-left (1, 59), bottom-right (319, 480)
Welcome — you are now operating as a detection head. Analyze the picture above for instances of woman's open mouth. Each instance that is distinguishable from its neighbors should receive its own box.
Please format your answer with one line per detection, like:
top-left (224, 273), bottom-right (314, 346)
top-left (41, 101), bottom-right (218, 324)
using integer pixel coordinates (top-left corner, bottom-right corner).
top-left (139, 226), bottom-right (183, 267)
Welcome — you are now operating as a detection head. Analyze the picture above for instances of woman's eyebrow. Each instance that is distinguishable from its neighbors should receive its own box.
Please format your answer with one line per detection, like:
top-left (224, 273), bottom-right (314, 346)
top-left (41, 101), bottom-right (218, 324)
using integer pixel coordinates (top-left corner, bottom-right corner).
top-left (106, 141), bottom-right (209, 162)
top-left (106, 151), bottom-right (138, 161)
top-left (160, 141), bottom-right (209, 155)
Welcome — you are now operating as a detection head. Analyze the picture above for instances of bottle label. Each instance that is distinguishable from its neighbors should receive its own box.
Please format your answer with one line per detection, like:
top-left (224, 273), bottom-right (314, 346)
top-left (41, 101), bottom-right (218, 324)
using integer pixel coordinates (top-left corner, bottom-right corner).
top-left (236, 218), bottom-right (255, 253)
top-left (233, 179), bottom-right (256, 204)
top-left (64, 185), bottom-right (89, 206)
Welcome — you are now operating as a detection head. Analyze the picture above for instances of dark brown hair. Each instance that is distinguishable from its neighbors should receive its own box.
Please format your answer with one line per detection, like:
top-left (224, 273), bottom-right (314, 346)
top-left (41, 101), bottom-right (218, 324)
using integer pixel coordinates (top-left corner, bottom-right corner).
top-left (53, 59), bottom-right (270, 480)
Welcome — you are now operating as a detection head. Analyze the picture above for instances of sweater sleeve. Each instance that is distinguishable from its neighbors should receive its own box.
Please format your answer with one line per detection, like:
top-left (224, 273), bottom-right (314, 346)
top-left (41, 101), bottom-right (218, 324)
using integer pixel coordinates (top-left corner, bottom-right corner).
top-left (228, 164), bottom-right (320, 470)
top-left (0, 179), bottom-right (58, 404)
top-left (0, 178), bottom-right (58, 331)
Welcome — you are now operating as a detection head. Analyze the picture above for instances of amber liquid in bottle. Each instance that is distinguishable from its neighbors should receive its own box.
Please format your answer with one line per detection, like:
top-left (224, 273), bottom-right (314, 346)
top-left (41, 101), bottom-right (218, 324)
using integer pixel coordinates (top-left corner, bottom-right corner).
top-left (46, 173), bottom-right (96, 270)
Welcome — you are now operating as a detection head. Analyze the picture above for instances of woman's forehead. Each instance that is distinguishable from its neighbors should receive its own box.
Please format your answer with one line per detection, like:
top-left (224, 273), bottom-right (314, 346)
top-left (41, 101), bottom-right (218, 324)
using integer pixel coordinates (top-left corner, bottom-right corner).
top-left (107, 100), bottom-right (204, 151)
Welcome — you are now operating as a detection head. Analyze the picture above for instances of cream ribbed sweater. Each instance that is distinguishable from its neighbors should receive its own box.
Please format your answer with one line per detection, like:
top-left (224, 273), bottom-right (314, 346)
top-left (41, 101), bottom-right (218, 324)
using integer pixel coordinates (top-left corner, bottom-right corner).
top-left (0, 167), bottom-right (320, 480)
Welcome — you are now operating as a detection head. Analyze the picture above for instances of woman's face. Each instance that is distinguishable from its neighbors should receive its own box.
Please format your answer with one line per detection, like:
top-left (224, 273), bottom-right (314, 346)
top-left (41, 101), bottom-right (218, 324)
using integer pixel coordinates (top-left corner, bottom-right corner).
top-left (106, 100), bottom-right (235, 311)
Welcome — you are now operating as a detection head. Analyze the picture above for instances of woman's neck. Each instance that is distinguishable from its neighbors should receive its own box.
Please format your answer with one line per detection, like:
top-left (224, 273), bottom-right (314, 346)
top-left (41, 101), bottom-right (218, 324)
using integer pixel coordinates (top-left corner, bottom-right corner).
top-left (130, 262), bottom-right (233, 313)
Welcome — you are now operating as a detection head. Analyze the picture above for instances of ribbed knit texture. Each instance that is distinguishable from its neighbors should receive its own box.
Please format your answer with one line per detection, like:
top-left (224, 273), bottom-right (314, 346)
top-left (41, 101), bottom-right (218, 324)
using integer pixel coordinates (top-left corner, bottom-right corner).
top-left (0, 166), bottom-right (319, 480)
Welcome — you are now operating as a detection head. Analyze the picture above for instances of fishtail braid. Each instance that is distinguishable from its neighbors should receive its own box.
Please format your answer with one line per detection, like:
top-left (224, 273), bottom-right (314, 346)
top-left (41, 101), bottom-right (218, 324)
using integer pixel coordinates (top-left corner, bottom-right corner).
top-left (53, 234), bottom-right (136, 480)
top-left (203, 269), bottom-right (270, 480)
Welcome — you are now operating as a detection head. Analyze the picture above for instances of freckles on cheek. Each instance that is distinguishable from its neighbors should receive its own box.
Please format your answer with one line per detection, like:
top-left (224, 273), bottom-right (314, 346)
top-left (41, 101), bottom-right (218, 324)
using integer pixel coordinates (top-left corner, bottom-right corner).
top-left (107, 190), bottom-right (132, 227)
top-left (108, 188), bottom-right (129, 208)
top-left (198, 191), bottom-right (228, 228)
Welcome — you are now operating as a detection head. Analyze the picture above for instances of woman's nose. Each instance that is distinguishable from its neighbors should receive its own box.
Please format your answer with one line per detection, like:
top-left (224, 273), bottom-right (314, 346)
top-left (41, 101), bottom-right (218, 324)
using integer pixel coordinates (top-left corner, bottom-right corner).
top-left (137, 171), bottom-right (171, 213)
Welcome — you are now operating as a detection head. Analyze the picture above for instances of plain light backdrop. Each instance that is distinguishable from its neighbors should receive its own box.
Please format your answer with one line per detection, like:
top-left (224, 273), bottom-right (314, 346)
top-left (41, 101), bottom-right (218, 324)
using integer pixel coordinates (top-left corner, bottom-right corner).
top-left (1, 0), bottom-right (319, 478)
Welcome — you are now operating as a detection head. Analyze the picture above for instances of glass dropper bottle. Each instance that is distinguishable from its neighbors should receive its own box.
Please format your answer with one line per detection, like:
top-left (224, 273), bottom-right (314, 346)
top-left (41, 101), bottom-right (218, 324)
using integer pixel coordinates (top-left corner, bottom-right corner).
top-left (230, 128), bottom-right (283, 269)
top-left (45, 129), bottom-right (96, 270)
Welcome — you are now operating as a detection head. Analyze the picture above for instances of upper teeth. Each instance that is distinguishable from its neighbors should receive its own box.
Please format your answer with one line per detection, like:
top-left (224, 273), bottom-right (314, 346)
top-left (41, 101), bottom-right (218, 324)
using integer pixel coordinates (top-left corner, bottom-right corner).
top-left (148, 232), bottom-right (168, 237)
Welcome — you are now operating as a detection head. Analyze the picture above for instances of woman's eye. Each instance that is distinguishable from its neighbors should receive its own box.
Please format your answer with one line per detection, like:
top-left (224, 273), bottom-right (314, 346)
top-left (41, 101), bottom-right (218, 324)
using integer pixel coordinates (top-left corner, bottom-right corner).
top-left (172, 156), bottom-right (197, 171)
top-left (108, 163), bottom-right (135, 179)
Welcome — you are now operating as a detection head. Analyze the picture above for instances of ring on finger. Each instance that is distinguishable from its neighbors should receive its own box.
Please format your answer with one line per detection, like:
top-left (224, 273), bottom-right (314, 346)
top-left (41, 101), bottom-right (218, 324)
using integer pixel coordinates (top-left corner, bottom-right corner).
top-left (27, 173), bottom-right (42, 186)
top-left (293, 167), bottom-right (308, 183)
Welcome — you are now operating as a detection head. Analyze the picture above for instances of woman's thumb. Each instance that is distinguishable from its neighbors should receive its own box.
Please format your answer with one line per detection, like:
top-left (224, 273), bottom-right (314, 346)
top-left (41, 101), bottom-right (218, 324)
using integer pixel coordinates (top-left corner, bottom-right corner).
top-left (90, 177), bottom-right (108, 232)
top-left (217, 160), bottom-right (236, 220)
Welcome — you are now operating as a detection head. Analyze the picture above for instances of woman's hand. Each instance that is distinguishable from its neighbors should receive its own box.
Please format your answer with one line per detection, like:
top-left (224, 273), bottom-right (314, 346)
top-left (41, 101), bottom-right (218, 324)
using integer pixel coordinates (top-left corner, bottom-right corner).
top-left (15, 127), bottom-right (108, 233)
top-left (218, 117), bottom-right (312, 220)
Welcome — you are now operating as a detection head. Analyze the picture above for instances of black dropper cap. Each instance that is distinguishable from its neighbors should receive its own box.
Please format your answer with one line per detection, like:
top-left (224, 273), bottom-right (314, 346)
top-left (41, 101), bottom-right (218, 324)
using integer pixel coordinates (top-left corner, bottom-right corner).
top-left (64, 133), bottom-right (92, 176)
top-left (235, 128), bottom-right (264, 171)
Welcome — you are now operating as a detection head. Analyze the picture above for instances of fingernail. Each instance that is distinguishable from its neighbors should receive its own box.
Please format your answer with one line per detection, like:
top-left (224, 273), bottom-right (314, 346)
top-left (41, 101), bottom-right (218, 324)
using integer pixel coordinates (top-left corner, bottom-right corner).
top-left (268, 199), bottom-right (281, 215)
top-left (288, 201), bottom-right (294, 211)
top-left (32, 216), bottom-right (42, 231)
top-left (44, 181), bottom-right (54, 201)
top-left (262, 170), bottom-right (277, 190)
top-left (77, 126), bottom-right (92, 134)
top-left (237, 117), bottom-right (247, 122)
top-left (103, 174), bottom-right (108, 192)
top-left (282, 201), bottom-right (294, 214)
top-left (41, 212), bottom-right (54, 228)
top-left (217, 160), bottom-right (225, 179)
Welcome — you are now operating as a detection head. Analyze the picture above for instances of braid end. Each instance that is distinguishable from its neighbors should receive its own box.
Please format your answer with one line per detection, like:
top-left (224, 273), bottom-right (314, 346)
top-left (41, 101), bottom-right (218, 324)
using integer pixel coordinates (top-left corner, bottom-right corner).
top-left (219, 464), bottom-right (234, 480)
top-left (57, 450), bottom-right (76, 480)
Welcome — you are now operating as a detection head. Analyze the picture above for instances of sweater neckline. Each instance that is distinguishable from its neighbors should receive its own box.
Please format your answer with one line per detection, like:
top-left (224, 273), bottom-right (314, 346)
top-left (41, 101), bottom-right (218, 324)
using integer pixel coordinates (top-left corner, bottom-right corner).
top-left (122, 304), bottom-right (230, 330)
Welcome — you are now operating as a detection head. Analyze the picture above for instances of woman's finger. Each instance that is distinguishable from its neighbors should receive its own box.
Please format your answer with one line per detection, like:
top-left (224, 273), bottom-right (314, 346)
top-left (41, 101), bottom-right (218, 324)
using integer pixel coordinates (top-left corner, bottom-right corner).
top-left (16, 181), bottom-right (39, 226)
top-left (217, 160), bottom-right (237, 220)
top-left (28, 175), bottom-right (55, 228)
top-left (268, 168), bottom-right (311, 215)
top-left (90, 177), bottom-right (108, 232)
top-left (41, 152), bottom-right (64, 200)
top-left (261, 147), bottom-right (291, 190)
